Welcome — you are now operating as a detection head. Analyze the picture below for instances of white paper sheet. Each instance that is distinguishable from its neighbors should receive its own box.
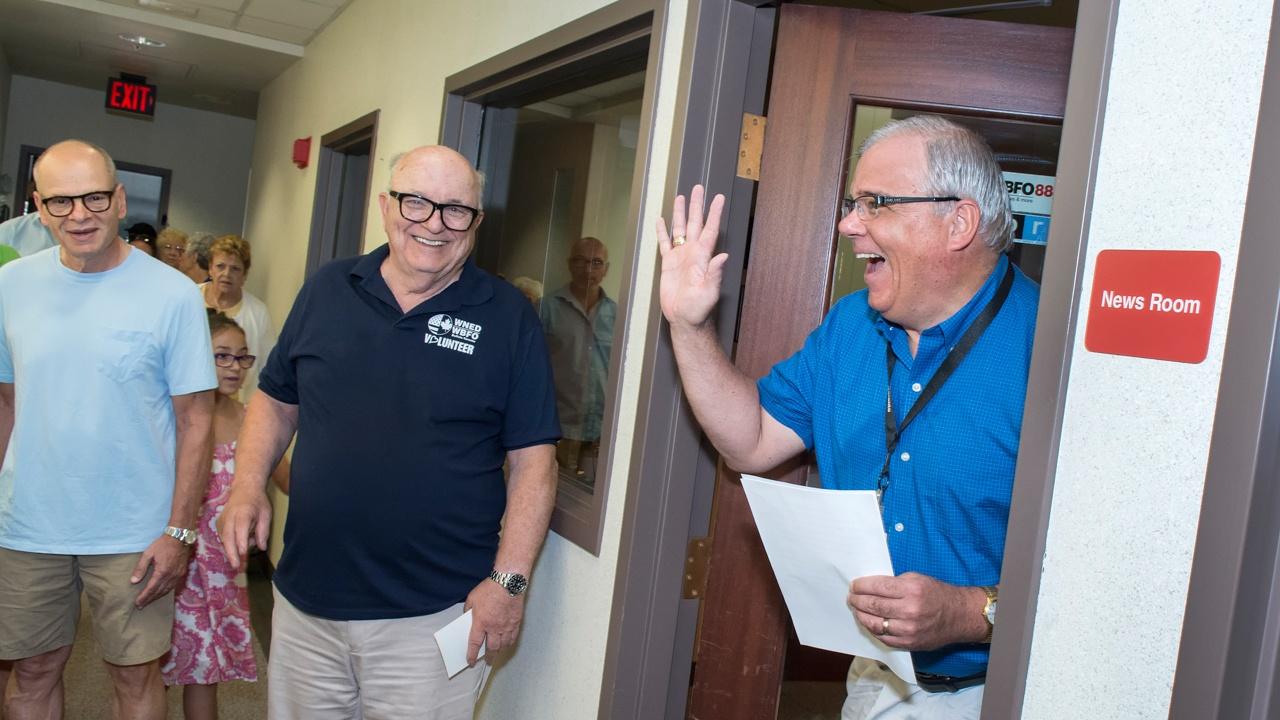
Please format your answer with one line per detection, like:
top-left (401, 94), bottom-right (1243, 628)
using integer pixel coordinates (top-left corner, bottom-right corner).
top-left (433, 609), bottom-right (485, 678)
top-left (739, 474), bottom-right (915, 684)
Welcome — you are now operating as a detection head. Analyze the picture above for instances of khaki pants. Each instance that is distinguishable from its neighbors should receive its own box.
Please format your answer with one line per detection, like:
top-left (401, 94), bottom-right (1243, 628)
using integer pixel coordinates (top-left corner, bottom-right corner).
top-left (268, 587), bottom-right (490, 720)
top-left (842, 657), bottom-right (984, 719)
top-left (0, 547), bottom-right (174, 665)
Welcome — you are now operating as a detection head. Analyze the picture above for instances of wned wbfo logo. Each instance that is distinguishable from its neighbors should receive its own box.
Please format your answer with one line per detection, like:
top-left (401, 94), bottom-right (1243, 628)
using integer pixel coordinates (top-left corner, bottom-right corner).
top-left (425, 314), bottom-right (482, 355)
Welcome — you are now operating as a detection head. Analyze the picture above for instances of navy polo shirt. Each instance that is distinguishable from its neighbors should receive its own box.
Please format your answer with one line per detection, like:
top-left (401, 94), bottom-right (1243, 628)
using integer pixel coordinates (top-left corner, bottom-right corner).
top-left (260, 245), bottom-right (559, 620)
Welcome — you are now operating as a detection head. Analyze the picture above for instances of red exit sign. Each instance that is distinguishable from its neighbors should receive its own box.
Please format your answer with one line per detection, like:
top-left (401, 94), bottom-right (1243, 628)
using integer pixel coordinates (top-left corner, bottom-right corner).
top-left (105, 75), bottom-right (156, 117)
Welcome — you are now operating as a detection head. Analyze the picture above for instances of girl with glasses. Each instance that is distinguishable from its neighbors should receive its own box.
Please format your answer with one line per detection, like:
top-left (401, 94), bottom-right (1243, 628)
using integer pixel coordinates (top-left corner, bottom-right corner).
top-left (160, 311), bottom-right (289, 719)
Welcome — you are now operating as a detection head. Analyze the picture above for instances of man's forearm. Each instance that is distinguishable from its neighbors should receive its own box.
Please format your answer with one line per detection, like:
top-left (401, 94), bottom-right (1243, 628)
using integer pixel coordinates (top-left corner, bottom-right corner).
top-left (170, 391), bottom-right (215, 529)
top-left (668, 321), bottom-right (774, 470)
top-left (234, 391), bottom-right (299, 494)
top-left (493, 444), bottom-right (557, 576)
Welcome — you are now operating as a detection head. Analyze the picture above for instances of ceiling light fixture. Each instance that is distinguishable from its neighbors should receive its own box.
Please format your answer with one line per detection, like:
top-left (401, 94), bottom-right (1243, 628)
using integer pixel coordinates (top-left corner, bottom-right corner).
top-left (117, 34), bottom-right (167, 48)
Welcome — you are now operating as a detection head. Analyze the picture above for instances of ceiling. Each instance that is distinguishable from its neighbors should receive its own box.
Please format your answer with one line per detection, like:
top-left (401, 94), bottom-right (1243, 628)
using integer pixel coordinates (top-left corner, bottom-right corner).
top-left (0, 0), bottom-right (354, 118)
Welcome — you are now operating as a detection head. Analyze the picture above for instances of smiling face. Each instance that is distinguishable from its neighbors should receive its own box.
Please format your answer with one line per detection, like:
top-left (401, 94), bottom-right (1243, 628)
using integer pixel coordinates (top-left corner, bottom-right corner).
top-left (837, 133), bottom-right (961, 334)
top-left (34, 142), bottom-right (127, 273)
top-left (377, 147), bottom-right (483, 295)
top-left (211, 326), bottom-right (249, 397)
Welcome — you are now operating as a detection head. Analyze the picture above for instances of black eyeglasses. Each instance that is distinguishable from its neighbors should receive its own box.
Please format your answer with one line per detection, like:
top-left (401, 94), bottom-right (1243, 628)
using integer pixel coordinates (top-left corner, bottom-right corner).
top-left (388, 191), bottom-right (480, 232)
top-left (841, 194), bottom-right (961, 221)
top-left (41, 190), bottom-right (115, 217)
top-left (214, 353), bottom-right (256, 369)
top-left (570, 257), bottom-right (607, 269)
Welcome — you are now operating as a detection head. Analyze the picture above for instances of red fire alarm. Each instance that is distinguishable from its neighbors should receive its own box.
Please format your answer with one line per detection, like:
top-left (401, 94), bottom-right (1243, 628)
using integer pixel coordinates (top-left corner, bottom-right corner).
top-left (292, 137), bottom-right (311, 168)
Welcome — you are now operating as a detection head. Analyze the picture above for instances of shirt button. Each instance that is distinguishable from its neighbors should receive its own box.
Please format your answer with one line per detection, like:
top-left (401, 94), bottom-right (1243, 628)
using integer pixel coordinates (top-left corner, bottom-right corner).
top-left (900, 452), bottom-right (910, 462)
top-left (912, 382), bottom-right (922, 393)
top-left (894, 522), bottom-right (905, 532)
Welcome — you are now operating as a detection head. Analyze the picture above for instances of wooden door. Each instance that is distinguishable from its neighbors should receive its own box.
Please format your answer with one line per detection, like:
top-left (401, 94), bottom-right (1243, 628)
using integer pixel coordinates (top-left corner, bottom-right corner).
top-left (686, 6), bottom-right (1074, 719)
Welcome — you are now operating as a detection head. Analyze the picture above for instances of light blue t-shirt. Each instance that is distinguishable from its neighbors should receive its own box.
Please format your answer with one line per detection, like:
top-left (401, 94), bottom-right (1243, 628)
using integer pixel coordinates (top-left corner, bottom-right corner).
top-left (0, 212), bottom-right (56, 256)
top-left (0, 246), bottom-right (217, 554)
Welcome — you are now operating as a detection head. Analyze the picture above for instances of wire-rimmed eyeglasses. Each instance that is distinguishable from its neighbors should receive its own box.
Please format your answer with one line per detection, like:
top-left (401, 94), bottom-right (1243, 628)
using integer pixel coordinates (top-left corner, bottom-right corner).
top-left (388, 190), bottom-right (480, 232)
top-left (841, 194), bottom-right (961, 221)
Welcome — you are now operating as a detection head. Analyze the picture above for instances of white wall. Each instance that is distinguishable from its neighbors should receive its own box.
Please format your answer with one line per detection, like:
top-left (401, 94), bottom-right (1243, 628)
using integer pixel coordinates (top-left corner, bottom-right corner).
top-left (243, 1), bottom-right (689, 717)
top-left (1022, 2), bottom-right (1273, 717)
top-left (1, 75), bottom-right (255, 236)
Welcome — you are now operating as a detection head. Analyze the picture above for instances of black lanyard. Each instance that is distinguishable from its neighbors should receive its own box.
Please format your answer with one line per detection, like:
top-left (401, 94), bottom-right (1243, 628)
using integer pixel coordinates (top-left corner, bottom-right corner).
top-left (877, 263), bottom-right (1016, 507)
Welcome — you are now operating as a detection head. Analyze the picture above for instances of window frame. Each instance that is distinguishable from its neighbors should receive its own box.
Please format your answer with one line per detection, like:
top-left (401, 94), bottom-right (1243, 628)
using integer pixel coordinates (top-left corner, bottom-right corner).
top-left (441, 2), bottom-right (660, 555)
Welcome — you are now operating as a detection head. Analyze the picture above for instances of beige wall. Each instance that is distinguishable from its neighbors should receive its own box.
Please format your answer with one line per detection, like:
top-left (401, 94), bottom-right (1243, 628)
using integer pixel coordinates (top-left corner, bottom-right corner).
top-left (1, 75), bottom-right (255, 234)
top-left (244, 1), bottom-right (689, 717)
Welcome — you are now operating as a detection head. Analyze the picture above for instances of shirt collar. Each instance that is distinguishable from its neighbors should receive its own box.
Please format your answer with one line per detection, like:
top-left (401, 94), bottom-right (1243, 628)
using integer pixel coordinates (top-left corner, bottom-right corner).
top-left (875, 254), bottom-right (1010, 348)
top-left (349, 243), bottom-right (494, 318)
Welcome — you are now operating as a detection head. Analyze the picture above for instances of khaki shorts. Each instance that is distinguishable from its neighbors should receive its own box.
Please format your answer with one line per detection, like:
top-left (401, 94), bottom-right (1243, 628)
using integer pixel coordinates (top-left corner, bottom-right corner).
top-left (0, 547), bottom-right (174, 665)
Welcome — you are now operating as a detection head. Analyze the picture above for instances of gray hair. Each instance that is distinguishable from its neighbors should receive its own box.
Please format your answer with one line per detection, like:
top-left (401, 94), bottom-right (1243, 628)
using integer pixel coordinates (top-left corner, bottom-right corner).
top-left (861, 115), bottom-right (1013, 253)
top-left (187, 231), bottom-right (217, 271)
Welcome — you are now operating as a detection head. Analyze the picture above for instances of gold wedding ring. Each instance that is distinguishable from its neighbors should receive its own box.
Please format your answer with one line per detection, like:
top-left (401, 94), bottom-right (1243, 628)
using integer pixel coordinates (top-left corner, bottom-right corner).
top-left (881, 618), bottom-right (891, 636)
top-left (672, 235), bottom-right (687, 247)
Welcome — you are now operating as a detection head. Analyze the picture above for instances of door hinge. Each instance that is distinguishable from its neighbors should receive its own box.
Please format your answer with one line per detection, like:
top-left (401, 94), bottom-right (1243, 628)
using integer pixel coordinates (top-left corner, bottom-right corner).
top-left (736, 113), bottom-right (767, 181)
top-left (683, 536), bottom-right (712, 599)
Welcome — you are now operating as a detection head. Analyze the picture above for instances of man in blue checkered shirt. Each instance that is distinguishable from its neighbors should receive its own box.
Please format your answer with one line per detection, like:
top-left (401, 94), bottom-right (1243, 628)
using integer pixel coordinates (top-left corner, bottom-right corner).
top-left (657, 115), bottom-right (1039, 719)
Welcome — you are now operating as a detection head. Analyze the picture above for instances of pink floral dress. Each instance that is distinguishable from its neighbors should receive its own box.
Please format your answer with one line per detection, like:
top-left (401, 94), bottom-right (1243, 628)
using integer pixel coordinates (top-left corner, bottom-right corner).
top-left (161, 441), bottom-right (258, 685)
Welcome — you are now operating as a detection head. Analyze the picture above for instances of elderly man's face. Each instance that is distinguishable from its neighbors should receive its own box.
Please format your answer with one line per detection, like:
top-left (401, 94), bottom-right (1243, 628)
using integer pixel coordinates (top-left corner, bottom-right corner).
top-left (378, 147), bottom-right (482, 290)
top-left (35, 147), bottom-right (126, 271)
top-left (568, 240), bottom-right (608, 290)
top-left (838, 133), bottom-right (959, 333)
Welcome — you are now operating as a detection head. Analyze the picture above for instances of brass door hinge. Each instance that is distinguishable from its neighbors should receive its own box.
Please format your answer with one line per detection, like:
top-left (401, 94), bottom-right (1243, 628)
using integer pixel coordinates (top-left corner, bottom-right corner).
top-left (736, 113), bottom-right (766, 180)
top-left (682, 536), bottom-right (712, 599)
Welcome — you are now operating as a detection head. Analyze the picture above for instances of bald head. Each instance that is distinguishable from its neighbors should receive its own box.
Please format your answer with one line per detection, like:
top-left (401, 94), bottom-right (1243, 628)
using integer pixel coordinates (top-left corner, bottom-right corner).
top-left (33, 140), bottom-right (117, 193)
top-left (571, 236), bottom-right (608, 261)
top-left (391, 146), bottom-right (484, 209)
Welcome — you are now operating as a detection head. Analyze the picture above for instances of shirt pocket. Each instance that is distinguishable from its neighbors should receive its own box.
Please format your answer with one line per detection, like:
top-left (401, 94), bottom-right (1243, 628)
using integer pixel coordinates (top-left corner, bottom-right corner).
top-left (94, 328), bottom-right (158, 384)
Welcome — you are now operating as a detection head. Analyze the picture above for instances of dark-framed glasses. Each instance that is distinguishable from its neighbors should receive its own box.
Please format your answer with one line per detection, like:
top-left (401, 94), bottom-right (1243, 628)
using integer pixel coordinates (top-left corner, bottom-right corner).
top-left (214, 353), bottom-right (256, 369)
top-left (41, 190), bottom-right (115, 217)
top-left (570, 257), bottom-right (607, 269)
top-left (388, 190), bottom-right (480, 232)
top-left (841, 194), bottom-right (961, 221)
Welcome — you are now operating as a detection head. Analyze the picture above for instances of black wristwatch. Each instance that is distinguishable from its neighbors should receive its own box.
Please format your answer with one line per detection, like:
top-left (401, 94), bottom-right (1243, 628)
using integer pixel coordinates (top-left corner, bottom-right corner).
top-left (489, 570), bottom-right (529, 597)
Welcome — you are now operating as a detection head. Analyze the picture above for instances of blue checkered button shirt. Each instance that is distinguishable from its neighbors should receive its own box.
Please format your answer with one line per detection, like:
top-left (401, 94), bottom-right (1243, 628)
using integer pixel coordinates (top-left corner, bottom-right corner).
top-left (757, 255), bottom-right (1039, 676)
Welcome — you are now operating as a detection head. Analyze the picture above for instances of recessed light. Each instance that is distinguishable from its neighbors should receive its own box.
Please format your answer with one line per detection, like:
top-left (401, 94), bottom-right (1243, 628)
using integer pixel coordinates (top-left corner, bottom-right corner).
top-left (118, 34), bottom-right (167, 48)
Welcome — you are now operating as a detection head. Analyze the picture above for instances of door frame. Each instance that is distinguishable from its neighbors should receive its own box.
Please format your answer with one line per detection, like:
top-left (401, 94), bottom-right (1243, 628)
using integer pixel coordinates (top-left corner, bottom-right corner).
top-left (303, 110), bottom-right (379, 278)
top-left (1169, 3), bottom-right (1280, 718)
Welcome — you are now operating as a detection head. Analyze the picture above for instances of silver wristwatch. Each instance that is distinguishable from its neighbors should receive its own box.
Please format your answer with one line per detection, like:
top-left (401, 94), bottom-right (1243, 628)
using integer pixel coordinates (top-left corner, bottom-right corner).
top-left (163, 525), bottom-right (198, 546)
top-left (489, 570), bottom-right (529, 597)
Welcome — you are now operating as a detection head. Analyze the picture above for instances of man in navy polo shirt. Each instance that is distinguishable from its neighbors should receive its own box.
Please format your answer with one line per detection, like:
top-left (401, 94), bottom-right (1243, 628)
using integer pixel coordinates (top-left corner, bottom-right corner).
top-left (219, 146), bottom-right (559, 719)
top-left (657, 116), bottom-right (1038, 718)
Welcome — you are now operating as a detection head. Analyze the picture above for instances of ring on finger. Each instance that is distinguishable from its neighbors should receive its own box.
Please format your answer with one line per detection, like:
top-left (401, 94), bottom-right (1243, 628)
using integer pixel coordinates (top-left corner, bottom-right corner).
top-left (672, 235), bottom-right (687, 247)
top-left (881, 618), bottom-right (891, 636)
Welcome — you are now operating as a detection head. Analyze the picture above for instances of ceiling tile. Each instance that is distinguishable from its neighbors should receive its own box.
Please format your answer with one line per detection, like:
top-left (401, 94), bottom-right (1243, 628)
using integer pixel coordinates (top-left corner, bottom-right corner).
top-left (185, 0), bottom-right (249, 11)
top-left (300, 0), bottom-right (347, 7)
top-left (242, 0), bottom-right (335, 29)
top-left (193, 7), bottom-right (236, 28)
top-left (79, 41), bottom-right (195, 82)
top-left (234, 15), bottom-right (314, 45)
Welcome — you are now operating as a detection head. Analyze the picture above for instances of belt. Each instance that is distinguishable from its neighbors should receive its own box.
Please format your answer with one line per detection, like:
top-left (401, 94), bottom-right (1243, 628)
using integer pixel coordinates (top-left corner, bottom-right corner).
top-left (915, 670), bottom-right (987, 694)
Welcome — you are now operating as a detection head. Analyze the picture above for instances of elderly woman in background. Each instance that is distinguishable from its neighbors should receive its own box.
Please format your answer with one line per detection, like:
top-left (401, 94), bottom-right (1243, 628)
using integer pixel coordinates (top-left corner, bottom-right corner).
top-left (156, 226), bottom-right (188, 269)
top-left (184, 231), bottom-right (216, 284)
top-left (200, 234), bottom-right (275, 398)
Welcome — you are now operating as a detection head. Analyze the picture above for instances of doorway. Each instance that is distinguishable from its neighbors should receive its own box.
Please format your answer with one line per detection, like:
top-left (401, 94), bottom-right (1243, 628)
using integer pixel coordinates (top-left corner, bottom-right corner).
top-left (685, 5), bottom-right (1075, 719)
top-left (304, 110), bottom-right (379, 278)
